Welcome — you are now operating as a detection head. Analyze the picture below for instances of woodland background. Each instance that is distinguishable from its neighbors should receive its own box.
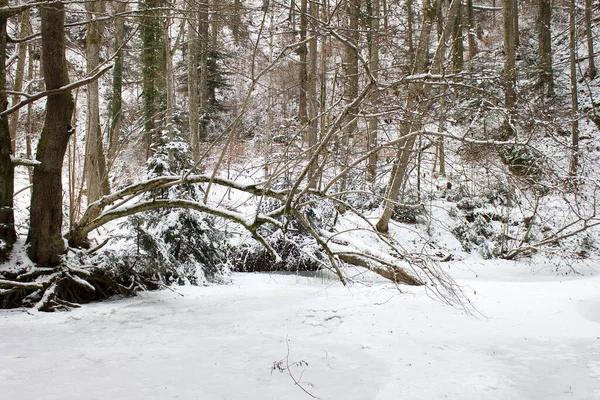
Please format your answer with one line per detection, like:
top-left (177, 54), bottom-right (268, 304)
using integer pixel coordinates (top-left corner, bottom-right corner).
top-left (0, 0), bottom-right (599, 310)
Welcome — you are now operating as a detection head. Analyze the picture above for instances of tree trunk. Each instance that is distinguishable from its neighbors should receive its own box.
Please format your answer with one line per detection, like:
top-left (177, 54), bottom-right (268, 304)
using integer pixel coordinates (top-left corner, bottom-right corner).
top-left (233, 0), bottom-right (241, 44)
top-left (503, 0), bottom-right (516, 114)
top-left (198, 1), bottom-right (209, 141)
top-left (338, 0), bottom-right (360, 209)
top-left (188, 10), bottom-right (200, 159)
top-left (9, 10), bottom-right (30, 152)
top-left (85, 0), bottom-right (110, 205)
top-left (407, 0), bottom-right (415, 67)
top-left (0, 0), bottom-right (16, 255)
top-left (307, 0), bottom-right (319, 187)
top-left (466, 0), bottom-right (478, 59)
top-left (452, 0), bottom-right (464, 73)
top-left (513, 0), bottom-right (519, 48)
top-left (585, 0), bottom-right (596, 78)
top-left (298, 0), bottom-right (308, 124)
top-left (163, 12), bottom-right (175, 132)
top-left (108, 0), bottom-right (126, 162)
top-left (26, 2), bottom-right (75, 265)
top-left (538, 0), bottom-right (554, 96)
top-left (367, 0), bottom-right (380, 183)
top-left (569, 0), bottom-right (579, 176)
top-left (141, 0), bottom-right (162, 157)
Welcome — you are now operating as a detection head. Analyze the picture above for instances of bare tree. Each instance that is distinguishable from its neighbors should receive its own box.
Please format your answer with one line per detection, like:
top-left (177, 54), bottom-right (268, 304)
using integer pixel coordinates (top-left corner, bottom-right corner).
top-left (108, 0), bottom-right (126, 162)
top-left (538, 0), bottom-right (554, 96)
top-left (84, 0), bottom-right (110, 205)
top-left (585, 0), bottom-right (596, 78)
top-left (0, 0), bottom-right (15, 255)
top-left (569, 0), bottom-right (579, 177)
top-left (26, 1), bottom-right (75, 265)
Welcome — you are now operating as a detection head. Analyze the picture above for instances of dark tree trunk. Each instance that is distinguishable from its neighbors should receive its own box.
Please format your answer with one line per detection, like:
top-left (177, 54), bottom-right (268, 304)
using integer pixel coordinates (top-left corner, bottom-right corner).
top-left (569, 0), bottom-right (579, 176)
top-left (108, 0), bottom-right (126, 162)
top-left (298, 0), bottom-right (308, 124)
top-left (585, 0), bottom-right (596, 78)
top-left (26, 2), bottom-right (74, 265)
top-left (0, 0), bottom-right (16, 256)
top-left (538, 0), bottom-right (554, 96)
top-left (141, 0), bottom-right (163, 157)
top-left (503, 0), bottom-right (516, 114)
top-left (452, 0), bottom-right (464, 72)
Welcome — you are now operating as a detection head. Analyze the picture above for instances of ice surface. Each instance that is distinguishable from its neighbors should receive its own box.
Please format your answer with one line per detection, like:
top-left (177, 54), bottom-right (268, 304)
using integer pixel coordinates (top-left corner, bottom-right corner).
top-left (1, 265), bottom-right (599, 400)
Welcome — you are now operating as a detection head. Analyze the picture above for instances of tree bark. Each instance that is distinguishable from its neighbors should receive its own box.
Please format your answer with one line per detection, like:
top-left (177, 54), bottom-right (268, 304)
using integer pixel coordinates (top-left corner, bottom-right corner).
top-left (0, 0), bottom-right (16, 254)
top-left (513, 0), bottom-right (519, 48)
top-left (338, 0), bottom-right (360, 209)
top-left (503, 0), bottom-right (516, 114)
top-left (9, 9), bottom-right (30, 152)
top-left (298, 0), bottom-right (308, 124)
top-left (26, 2), bottom-right (74, 265)
top-left (569, 0), bottom-right (579, 176)
top-left (108, 0), bottom-right (126, 162)
top-left (85, 0), bottom-right (110, 205)
top-left (367, 0), bottom-right (380, 183)
top-left (538, 0), bottom-right (554, 96)
top-left (233, 0), bottom-right (241, 44)
top-left (198, 0), bottom-right (209, 141)
top-left (466, 0), bottom-right (478, 59)
top-left (452, 0), bottom-right (464, 73)
top-left (407, 0), bottom-right (415, 67)
top-left (141, 0), bottom-right (162, 157)
top-left (585, 0), bottom-right (596, 78)
top-left (307, 0), bottom-right (319, 187)
top-left (188, 9), bottom-right (200, 159)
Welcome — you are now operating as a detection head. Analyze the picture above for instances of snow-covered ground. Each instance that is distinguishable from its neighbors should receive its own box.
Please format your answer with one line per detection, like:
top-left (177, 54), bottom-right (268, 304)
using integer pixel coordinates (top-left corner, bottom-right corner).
top-left (1, 262), bottom-right (599, 400)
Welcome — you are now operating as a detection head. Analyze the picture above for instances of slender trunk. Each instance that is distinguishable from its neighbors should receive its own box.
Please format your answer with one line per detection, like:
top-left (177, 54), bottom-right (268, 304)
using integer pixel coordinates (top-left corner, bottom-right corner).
top-left (504, 0), bottom-right (516, 115)
top-left (569, 0), bottom-right (579, 176)
top-left (538, 0), bottom-right (554, 96)
top-left (407, 0), bottom-right (415, 67)
top-left (585, 0), bottom-right (596, 78)
top-left (298, 0), bottom-right (308, 124)
top-left (9, 10), bottom-right (30, 152)
top-left (188, 11), bottom-right (200, 159)
top-left (452, 0), bottom-right (464, 73)
top-left (513, 0), bottom-right (519, 48)
top-left (163, 13), bottom-right (175, 132)
top-left (25, 37), bottom-right (34, 183)
top-left (27, 2), bottom-right (75, 265)
top-left (338, 0), bottom-right (360, 206)
top-left (233, 0), bottom-right (241, 44)
top-left (85, 0), bottom-right (110, 205)
top-left (108, 0), bottom-right (126, 162)
top-left (466, 0), bottom-right (477, 59)
top-left (141, 0), bottom-right (162, 157)
top-left (0, 0), bottom-right (16, 253)
top-left (367, 0), bottom-right (380, 183)
top-left (198, 1), bottom-right (209, 141)
top-left (307, 0), bottom-right (319, 187)
top-left (208, 0), bottom-right (219, 107)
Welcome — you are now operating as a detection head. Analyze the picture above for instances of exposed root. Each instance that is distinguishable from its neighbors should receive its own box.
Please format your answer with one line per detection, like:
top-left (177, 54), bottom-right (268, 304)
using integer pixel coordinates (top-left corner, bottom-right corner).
top-left (0, 259), bottom-right (147, 311)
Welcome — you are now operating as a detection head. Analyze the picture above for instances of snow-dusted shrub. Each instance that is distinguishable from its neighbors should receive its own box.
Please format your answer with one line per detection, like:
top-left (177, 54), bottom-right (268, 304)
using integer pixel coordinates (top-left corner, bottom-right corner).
top-left (100, 210), bottom-right (230, 285)
top-left (98, 129), bottom-right (230, 285)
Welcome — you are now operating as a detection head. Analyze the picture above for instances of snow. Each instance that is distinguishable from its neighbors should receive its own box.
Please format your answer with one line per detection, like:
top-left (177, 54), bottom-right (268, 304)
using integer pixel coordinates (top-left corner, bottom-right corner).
top-left (1, 264), bottom-right (599, 400)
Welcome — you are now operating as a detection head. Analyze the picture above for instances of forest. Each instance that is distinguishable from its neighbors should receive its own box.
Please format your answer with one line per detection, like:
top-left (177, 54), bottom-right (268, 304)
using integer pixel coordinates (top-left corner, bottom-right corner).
top-left (0, 0), bottom-right (598, 308)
